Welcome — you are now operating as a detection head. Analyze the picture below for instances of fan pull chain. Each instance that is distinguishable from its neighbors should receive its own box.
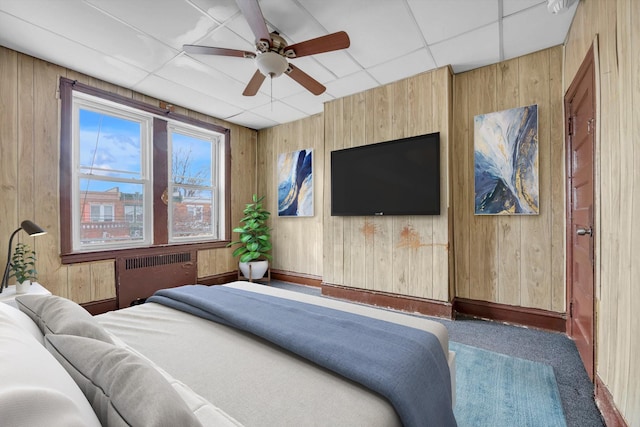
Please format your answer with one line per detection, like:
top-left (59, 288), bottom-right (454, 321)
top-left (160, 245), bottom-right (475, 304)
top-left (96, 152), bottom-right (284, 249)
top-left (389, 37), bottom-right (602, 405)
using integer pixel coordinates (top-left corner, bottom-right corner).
top-left (270, 74), bottom-right (274, 111)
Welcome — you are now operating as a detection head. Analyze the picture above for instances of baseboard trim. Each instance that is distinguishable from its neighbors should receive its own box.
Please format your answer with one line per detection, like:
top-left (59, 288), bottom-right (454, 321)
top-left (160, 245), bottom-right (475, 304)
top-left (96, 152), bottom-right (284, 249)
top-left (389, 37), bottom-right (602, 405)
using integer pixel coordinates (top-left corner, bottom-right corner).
top-left (271, 270), bottom-right (322, 288)
top-left (81, 298), bottom-right (117, 315)
top-left (595, 375), bottom-right (628, 427)
top-left (198, 272), bottom-right (238, 286)
top-left (321, 283), bottom-right (454, 318)
top-left (453, 297), bottom-right (566, 333)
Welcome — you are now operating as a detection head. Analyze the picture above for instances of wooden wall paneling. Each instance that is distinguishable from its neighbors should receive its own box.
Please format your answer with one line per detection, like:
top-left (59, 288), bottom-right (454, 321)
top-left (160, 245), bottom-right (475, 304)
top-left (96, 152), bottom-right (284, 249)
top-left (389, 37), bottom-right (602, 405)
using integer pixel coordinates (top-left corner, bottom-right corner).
top-left (549, 46), bottom-right (566, 313)
top-left (628, 0), bottom-right (640, 419)
top-left (90, 260), bottom-right (115, 301)
top-left (390, 79), bottom-right (413, 296)
top-left (68, 262), bottom-right (92, 303)
top-left (322, 102), bottom-right (334, 285)
top-left (612, 0), bottom-right (633, 406)
top-left (347, 93), bottom-right (368, 290)
top-left (587, 1), bottom-right (619, 392)
top-left (323, 100), bottom-right (343, 285)
top-left (18, 55), bottom-right (35, 237)
top-left (518, 50), bottom-right (553, 310)
top-left (390, 82), bottom-right (404, 295)
top-left (452, 72), bottom-right (471, 299)
top-left (467, 66), bottom-right (499, 302)
top-left (197, 249), bottom-right (213, 278)
top-left (340, 96), bottom-right (355, 288)
top-left (494, 58), bottom-right (522, 306)
top-left (33, 59), bottom-right (64, 296)
top-left (309, 114), bottom-right (324, 277)
top-left (371, 85), bottom-right (394, 293)
top-left (0, 48), bottom-right (18, 258)
top-left (363, 90), bottom-right (377, 291)
top-left (432, 67), bottom-right (451, 301)
top-left (405, 72), bottom-right (433, 298)
top-left (611, 0), bottom-right (639, 413)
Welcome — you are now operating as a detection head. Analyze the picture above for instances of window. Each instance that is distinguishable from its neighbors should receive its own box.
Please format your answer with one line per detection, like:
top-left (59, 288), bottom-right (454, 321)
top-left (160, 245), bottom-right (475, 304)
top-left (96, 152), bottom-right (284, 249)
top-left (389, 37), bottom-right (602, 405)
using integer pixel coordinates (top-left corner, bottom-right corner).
top-left (59, 78), bottom-right (231, 262)
top-left (168, 125), bottom-right (217, 242)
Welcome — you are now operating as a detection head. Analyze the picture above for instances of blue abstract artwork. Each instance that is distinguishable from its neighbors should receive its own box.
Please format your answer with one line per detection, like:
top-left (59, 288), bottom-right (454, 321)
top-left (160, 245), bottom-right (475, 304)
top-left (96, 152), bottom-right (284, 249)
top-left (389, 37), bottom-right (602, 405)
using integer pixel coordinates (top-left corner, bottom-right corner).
top-left (474, 104), bottom-right (539, 215)
top-left (278, 149), bottom-right (313, 217)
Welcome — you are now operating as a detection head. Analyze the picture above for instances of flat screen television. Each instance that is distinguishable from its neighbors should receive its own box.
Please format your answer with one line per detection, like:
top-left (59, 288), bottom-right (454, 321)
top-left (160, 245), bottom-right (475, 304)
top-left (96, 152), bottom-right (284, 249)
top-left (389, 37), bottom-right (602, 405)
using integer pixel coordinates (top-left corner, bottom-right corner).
top-left (331, 132), bottom-right (440, 216)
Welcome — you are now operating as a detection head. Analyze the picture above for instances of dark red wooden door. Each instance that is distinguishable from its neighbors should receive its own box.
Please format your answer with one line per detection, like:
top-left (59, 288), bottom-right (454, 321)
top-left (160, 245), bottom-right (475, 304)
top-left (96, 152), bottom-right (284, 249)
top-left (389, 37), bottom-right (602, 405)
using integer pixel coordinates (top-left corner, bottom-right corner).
top-left (565, 47), bottom-right (596, 380)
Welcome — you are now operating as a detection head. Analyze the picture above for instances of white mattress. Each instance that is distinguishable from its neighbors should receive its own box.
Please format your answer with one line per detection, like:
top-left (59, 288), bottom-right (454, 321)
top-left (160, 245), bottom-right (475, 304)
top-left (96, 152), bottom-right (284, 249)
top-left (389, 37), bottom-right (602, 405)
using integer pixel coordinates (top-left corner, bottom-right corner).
top-left (97, 281), bottom-right (453, 426)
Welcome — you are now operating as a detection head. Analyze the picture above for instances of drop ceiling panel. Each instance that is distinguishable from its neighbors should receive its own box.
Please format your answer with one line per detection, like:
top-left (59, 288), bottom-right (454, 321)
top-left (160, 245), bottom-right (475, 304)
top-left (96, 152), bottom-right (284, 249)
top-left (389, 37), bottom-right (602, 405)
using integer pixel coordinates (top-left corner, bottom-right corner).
top-left (281, 91), bottom-right (332, 116)
top-left (430, 23), bottom-right (501, 73)
top-left (503, 0), bottom-right (546, 16)
top-left (0, 12), bottom-right (148, 88)
top-left (133, 74), bottom-right (244, 120)
top-left (250, 100), bottom-right (308, 124)
top-left (189, 0), bottom-right (241, 24)
top-left (1, 0), bottom-right (177, 72)
top-left (367, 48), bottom-right (438, 85)
top-left (503, 1), bottom-right (577, 60)
top-left (299, 0), bottom-right (424, 69)
top-left (84, 0), bottom-right (220, 51)
top-left (324, 71), bottom-right (380, 99)
top-left (408, 0), bottom-right (499, 45)
top-left (227, 110), bottom-right (279, 130)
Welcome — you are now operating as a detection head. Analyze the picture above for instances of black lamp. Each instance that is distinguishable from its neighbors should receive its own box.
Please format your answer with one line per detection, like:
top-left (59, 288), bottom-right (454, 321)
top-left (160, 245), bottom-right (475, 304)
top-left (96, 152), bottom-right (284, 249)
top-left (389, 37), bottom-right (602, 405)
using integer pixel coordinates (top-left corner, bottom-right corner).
top-left (1, 220), bottom-right (47, 293)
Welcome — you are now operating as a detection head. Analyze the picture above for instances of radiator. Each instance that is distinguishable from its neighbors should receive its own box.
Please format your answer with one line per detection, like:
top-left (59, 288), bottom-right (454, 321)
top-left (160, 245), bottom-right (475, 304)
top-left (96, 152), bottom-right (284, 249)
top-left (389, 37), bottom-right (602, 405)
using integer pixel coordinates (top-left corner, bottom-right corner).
top-left (116, 250), bottom-right (197, 308)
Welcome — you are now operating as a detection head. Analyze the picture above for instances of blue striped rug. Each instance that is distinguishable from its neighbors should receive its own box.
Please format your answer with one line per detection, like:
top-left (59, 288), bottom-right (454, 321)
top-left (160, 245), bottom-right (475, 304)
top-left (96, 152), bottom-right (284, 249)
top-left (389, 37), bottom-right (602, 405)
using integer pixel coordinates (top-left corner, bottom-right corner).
top-left (451, 342), bottom-right (566, 427)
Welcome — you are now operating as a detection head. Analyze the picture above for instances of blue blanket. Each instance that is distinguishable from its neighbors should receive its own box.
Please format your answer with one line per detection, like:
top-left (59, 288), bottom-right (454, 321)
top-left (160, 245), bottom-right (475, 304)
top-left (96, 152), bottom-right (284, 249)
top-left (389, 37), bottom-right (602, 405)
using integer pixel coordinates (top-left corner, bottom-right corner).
top-left (148, 285), bottom-right (457, 427)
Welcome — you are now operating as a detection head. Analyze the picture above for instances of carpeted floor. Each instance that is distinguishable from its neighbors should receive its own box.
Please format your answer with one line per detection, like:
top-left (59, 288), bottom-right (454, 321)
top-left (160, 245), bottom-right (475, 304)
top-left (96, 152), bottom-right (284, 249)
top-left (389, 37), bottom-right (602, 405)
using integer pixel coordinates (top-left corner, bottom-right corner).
top-left (268, 280), bottom-right (605, 427)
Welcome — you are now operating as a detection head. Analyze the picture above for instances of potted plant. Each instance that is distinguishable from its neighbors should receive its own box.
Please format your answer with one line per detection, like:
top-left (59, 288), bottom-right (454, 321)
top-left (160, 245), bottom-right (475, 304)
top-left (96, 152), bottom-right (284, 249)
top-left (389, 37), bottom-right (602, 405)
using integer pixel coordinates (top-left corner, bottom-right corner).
top-left (228, 194), bottom-right (272, 280)
top-left (9, 242), bottom-right (38, 294)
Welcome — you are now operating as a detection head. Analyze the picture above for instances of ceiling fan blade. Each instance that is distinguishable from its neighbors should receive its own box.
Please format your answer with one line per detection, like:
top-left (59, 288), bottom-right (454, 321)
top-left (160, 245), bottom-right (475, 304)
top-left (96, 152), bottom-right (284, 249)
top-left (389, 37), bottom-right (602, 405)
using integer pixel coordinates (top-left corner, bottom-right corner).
top-left (243, 69), bottom-right (266, 96)
top-left (236, 0), bottom-right (271, 47)
top-left (285, 31), bottom-right (350, 58)
top-left (285, 64), bottom-right (326, 95)
top-left (183, 45), bottom-right (256, 58)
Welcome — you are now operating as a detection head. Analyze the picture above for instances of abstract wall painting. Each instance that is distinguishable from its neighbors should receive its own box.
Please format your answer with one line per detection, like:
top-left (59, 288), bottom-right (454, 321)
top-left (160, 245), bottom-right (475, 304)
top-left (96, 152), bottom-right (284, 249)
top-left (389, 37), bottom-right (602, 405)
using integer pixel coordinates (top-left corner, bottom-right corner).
top-left (474, 104), bottom-right (539, 215)
top-left (277, 149), bottom-right (313, 217)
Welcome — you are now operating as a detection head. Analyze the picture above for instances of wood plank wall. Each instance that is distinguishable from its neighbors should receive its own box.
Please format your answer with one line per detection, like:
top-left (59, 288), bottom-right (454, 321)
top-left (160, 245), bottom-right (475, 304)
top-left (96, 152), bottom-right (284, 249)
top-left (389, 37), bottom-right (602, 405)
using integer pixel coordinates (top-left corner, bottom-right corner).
top-left (0, 46), bottom-right (256, 303)
top-left (323, 67), bottom-right (453, 301)
top-left (452, 46), bottom-right (565, 312)
top-left (564, 0), bottom-right (639, 424)
top-left (256, 114), bottom-right (324, 278)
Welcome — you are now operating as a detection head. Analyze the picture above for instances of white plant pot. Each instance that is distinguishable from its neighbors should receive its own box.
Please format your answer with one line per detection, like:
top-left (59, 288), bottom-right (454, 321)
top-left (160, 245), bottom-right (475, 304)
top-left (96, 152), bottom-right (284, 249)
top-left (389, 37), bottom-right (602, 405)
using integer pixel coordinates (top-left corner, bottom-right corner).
top-left (239, 260), bottom-right (269, 280)
top-left (16, 280), bottom-right (31, 294)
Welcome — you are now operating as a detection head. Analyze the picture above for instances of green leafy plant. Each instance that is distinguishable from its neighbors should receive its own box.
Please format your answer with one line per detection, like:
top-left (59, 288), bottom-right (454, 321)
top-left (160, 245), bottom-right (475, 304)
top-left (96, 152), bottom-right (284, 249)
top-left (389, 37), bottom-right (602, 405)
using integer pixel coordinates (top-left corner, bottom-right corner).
top-left (10, 242), bottom-right (38, 284)
top-left (228, 194), bottom-right (272, 263)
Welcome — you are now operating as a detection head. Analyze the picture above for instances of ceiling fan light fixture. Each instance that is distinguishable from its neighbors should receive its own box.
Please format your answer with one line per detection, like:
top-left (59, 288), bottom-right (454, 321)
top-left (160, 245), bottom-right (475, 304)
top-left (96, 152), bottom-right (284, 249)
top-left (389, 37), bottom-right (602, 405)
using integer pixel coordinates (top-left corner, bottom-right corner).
top-left (256, 51), bottom-right (288, 78)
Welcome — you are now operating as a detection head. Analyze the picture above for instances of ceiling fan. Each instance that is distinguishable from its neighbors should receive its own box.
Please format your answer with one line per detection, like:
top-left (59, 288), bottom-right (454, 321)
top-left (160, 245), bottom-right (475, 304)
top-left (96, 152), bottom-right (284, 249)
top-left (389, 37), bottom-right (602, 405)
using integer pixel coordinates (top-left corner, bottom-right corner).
top-left (183, 0), bottom-right (350, 96)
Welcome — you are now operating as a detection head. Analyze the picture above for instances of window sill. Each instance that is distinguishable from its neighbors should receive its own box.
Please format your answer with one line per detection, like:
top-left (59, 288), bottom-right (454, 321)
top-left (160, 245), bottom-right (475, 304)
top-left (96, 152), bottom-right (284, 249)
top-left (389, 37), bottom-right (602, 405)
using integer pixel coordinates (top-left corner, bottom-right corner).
top-left (60, 240), bottom-right (231, 265)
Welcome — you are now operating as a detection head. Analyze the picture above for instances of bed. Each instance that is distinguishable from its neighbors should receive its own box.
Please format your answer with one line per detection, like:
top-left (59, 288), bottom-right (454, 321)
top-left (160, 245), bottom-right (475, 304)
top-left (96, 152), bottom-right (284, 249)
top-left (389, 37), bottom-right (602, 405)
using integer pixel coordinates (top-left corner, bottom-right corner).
top-left (0, 281), bottom-right (456, 427)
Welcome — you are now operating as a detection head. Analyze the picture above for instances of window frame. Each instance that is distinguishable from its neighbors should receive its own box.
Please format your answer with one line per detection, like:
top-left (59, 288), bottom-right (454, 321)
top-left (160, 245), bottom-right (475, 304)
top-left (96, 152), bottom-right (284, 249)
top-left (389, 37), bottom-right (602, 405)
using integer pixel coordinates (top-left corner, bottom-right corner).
top-left (59, 78), bottom-right (232, 264)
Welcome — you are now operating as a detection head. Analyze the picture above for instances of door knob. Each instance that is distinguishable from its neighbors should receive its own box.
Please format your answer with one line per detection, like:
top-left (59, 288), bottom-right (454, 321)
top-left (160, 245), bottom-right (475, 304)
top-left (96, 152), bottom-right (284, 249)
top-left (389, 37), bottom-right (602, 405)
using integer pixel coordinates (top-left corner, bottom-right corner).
top-left (576, 227), bottom-right (592, 236)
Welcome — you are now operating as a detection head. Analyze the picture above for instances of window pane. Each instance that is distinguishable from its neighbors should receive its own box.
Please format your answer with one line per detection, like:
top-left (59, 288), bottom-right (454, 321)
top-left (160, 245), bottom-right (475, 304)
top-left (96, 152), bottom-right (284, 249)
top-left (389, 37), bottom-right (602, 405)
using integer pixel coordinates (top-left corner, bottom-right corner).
top-left (171, 187), bottom-right (213, 239)
top-left (171, 132), bottom-right (212, 187)
top-left (79, 179), bottom-right (145, 245)
top-left (79, 109), bottom-right (142, 179)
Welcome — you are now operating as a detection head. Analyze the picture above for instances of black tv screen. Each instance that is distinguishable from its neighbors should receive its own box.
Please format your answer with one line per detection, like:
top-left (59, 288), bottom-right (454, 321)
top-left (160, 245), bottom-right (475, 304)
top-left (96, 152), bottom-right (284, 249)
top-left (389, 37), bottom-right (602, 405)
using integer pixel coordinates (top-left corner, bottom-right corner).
top-left (331, 132), bottom-right (440, 216)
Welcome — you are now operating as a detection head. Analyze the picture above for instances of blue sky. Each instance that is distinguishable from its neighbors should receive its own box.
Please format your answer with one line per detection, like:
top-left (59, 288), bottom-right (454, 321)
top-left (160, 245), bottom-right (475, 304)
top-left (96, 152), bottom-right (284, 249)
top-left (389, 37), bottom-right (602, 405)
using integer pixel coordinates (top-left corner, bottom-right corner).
top-left (79, 109), bottom-right (213, 193)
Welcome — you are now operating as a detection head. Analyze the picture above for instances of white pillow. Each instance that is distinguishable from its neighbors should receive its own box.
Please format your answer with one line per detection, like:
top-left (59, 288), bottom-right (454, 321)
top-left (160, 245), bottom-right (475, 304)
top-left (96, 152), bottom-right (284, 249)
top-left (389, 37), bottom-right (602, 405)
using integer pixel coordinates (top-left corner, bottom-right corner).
top-left (0, 314), bottom-right (101, 427)
top-left (15, 294), bottom-right (114, 343)
top-left (45, 334), bottom-right (204, 427)
top-left (0, 301), bottom-right (44, 343)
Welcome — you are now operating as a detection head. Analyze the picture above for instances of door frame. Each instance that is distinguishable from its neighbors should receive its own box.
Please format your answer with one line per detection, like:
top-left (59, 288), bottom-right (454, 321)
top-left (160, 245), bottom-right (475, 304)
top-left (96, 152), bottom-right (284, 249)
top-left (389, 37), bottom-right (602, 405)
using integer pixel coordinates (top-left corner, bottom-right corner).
top-left (564, 44), bottom-right (597, 380)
